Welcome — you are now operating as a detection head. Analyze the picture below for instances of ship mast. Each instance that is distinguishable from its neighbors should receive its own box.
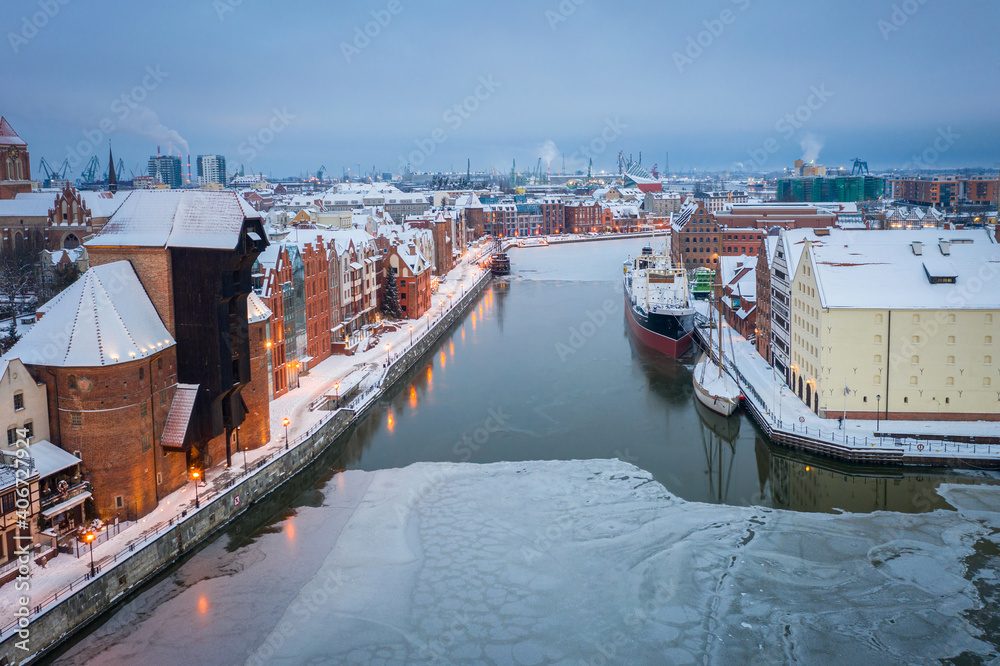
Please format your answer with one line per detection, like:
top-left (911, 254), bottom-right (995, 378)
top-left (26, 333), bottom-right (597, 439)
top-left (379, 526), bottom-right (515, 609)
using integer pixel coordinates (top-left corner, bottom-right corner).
top-left (716, 223), bottom-right (723, 378)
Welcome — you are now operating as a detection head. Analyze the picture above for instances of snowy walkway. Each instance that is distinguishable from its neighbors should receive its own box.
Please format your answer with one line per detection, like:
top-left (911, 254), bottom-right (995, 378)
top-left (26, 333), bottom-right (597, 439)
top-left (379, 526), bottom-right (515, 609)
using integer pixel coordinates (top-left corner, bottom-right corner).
top-left (693, 301), bottom-right (1000, 464)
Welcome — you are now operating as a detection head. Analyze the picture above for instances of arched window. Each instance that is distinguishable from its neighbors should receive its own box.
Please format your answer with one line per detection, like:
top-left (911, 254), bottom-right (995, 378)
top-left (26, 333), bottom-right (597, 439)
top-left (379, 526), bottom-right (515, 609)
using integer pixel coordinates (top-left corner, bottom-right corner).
top-left (15, 160), bottom-right (23, 180)
top-left (5, 159), bottom-right (12, 180)
top-left (64, 234), bottom-right (79, 250)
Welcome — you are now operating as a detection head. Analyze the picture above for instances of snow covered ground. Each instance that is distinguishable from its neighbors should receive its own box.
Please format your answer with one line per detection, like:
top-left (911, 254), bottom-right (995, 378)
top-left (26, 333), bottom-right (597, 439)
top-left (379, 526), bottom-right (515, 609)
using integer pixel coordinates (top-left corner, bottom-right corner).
top-left (58, 459), bottom-right (1000, 664)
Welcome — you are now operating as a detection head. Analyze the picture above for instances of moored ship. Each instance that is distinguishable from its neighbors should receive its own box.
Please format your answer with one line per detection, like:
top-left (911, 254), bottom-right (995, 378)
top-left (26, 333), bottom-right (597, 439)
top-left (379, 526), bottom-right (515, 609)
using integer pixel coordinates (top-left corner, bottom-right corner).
top-left (623, 244), bottom-right (695, 357)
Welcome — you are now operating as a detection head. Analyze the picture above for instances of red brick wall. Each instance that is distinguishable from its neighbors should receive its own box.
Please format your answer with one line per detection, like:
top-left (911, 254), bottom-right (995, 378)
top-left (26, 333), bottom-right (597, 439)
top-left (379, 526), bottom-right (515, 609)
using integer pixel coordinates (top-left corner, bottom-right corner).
top-left (88, 246), bottom-right (176, 337)
top-left (243, 319), bottom-right (272, 450)
top-left (30, 348), bottom-right (181, 521)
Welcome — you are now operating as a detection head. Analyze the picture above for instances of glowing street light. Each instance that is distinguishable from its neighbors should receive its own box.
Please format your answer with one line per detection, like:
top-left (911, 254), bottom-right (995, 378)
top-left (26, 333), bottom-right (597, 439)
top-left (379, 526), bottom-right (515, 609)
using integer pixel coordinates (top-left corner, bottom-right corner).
top-left (191, 469), bottom-right (201, 508)
top-left (409, 325), bottom-right (413, 346)
top-left (82, 529), bottom-right (96, 577)
top-left (283, 417), bottom-right (290, 450)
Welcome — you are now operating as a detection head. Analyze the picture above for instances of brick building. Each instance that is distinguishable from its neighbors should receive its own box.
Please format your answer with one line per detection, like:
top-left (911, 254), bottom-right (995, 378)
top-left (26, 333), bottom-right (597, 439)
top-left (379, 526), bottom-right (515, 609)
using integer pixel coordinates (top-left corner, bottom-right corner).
top-left (86, 190), bottom-right (269, 475)
top-left (0, 117), bottom-right (31, 201)
top-left (564, 201), bottom-right (602, 233)
top-left (386, 243), bottom-right (432, 319)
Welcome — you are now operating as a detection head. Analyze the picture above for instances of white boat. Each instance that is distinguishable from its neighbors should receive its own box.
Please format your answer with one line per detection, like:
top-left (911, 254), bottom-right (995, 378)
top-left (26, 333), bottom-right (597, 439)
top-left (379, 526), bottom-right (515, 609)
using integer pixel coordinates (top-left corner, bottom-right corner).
top-left (693, 353), bottom-right (740, 417)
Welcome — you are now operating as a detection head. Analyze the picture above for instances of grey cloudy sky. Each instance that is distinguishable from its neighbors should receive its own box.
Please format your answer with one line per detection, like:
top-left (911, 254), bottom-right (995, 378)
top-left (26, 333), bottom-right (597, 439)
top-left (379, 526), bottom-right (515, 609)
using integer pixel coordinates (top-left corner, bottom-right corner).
top-left (5, 0), bottom-right (998, 179)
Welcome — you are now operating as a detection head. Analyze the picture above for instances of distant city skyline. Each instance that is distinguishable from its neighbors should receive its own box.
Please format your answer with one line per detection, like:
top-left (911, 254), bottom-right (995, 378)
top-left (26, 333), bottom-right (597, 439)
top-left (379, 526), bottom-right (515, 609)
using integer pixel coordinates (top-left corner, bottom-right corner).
top-left (5, 0), bottom-right (999, 178)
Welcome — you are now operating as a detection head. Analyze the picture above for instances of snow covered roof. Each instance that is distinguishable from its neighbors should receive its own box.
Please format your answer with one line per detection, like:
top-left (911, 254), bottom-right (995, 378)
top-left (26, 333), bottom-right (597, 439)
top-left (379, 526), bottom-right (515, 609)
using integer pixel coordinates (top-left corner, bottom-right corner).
top-left (804, 228), bottom-right (1000, 310)
top-left (86, 190), bottom-right (262, 250)
top-left (79, 190), bottom-right (130, 218)
top-left (161, 384), bottom-right (198, 449)
top-left (8, 261), bottom-right (174, 367)
top-left (0, 117), bottom-right (26, 146)
top-left (0, 192), bottom-right (55, 218)
top-left (247, 291), bottom-right (272, 324)
top-left (28, 440), bottom-right (81, 479)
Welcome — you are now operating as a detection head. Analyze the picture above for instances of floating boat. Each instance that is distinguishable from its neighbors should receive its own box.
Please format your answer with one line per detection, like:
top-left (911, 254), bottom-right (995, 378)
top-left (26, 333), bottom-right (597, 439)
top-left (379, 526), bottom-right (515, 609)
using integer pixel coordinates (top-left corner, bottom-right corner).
top-left (693, 353), bottom-right (740, 417)
top-left (623, 242), bottom-right (695, 357)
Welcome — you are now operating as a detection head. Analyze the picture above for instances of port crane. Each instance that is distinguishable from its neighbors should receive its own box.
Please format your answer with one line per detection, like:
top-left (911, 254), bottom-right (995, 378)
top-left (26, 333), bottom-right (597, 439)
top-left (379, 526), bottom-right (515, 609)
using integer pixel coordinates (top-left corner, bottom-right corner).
top-left (38, 157), bottom-right (71, 184)
top-left (851, 158), bottom-right (870, 176)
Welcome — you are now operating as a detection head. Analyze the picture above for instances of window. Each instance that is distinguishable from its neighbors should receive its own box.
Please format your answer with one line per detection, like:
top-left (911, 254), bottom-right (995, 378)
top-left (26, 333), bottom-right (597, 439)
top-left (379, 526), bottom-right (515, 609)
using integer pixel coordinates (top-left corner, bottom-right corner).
top-left (863, 396), bottom-right (868, 403)
top-left (24, 421), bottom-right (32, 439)
top-left (910, 376), bottom-right (918, 385)
top-left (875, 314), bottom-right (883, 324)
top-left (985, 377), bottom-right (993, 387)
top-left (948, 314), bottom-right (956, 324)
top-left (911, 355), bottom-right (919, 365)
top-left (874, 335), bottom-right (883, 344)
top-left (69, 375), bottom-right (77, 389)
top-left (70, 412), bottom-right (82, 426)
top-left (139, 367), bottom-right (144, 381)
top-left (945, 397), bottom-right (950, 404)
top-left (904, 396), bottom-right (909, 403)
top-left (115, 495), bottom-right (124, 509)
top-left (947, 356), bottom-right (955, 365)
top-left (6, 427), bottom-right (15, 445)
top-left (874, 355), bottom-right (882, 364)
top-left (948, 336), bottom-right (956, 345)
top-left (873, 375), bottom-right (881, 385)
top-left (141, 434), bottom-right (151, 452)
top-left (987, 356), bottom-right (993, 365)
top-left (947, 377), bottom-right (955, 386)
top-left (158, 358), bottom-right (163, 371)
top-left (987, 314), bottom-right (994, 324)
top-left (912, 314), bottom-right (920, 324)
top-left (160, 391), bottom-right (166, 404)
top-left (13, 392), bottom-right (23, 411)
top-left (912, 335), bottom-right (920, 344)
top-left (987, 336), bottom-right (993, 345)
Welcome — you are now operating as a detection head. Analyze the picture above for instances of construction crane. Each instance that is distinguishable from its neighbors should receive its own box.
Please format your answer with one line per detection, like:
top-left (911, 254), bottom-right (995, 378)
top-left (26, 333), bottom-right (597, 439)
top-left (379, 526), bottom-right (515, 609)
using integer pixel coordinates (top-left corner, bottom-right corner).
top-left (317, 165), bottom-right (327, 181)
top-left (80, 155), bottom-right (101, 182)
top-left (587, 158), bottom-right (593, 180)
top-left (38, 157), bottom-right (70, 183)
top-left (851, 158), bottom-right (870, 176)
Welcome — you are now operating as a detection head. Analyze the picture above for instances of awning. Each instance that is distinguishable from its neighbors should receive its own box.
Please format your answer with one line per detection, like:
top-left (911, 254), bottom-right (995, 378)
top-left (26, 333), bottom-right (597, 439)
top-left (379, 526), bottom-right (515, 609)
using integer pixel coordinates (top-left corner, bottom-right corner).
top-left (42, 491), bottom-right (91, 518)
top-left (29, 441), bottom-right (82, 479)
top-left (350, 261), bottom-right (364, 270)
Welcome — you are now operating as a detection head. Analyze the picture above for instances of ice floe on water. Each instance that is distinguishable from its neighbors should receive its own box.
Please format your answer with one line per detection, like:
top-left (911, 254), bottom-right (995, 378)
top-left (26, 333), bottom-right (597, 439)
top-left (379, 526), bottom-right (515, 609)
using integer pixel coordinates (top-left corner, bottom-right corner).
top-left (61, 460), bottom-right (1000, 665)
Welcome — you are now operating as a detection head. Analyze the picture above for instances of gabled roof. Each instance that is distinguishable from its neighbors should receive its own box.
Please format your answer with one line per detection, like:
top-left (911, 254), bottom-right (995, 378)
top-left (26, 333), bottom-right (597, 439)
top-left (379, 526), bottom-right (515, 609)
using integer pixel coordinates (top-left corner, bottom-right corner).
top-left (0, 117), bottom-right (26, 146)
top-left (86, 190), bottom-right (261, 250)
top-left (8, 261), bottom-right (174, 367)
top-left (161, 384), bottom-right (198, 449)
top-left (247, 291), bottom-right (272, 324)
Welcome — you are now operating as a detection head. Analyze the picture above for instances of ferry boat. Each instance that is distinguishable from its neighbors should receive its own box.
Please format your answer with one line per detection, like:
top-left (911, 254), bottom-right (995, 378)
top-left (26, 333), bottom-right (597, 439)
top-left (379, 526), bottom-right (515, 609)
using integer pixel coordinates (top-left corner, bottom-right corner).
top-left (623, 244), bottom-right (695, 357)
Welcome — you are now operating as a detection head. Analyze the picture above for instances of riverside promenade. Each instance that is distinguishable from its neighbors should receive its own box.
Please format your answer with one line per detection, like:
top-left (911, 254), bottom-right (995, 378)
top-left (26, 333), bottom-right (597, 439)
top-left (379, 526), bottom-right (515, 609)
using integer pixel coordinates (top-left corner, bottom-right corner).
top-left (693, 306), bottom-right (1000, 468)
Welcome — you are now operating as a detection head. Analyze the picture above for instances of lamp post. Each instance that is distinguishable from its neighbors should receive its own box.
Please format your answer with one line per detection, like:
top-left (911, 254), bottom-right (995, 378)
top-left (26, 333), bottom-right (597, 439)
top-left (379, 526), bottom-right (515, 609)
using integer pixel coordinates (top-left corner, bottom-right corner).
top-left (82, 530), bottom-right (96, 577)
top-left (448, 293), bottom-right (454, 309)
top-left (283, 417), bottom-right (290, 450)
top-left (461, 283), bottom-right (465, 297)
top-left (409, 325), bottom-right (413, 346)
top-left (875, 394), bottom-right (881, 433)
top-left (191, 469), bottom-right (201, 508)
top-left (238, 426), bottom-right (246, 473)
top-left (334, 382), bottom-right (340, 407)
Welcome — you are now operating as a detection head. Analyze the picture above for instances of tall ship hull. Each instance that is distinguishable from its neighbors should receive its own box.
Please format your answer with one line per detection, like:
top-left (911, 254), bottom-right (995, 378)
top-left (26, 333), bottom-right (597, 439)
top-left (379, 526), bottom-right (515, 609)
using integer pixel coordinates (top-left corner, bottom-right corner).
top-left (623, 244), bottom-right (695, 358)
top-left (623, 284), bottom-right (694, 356)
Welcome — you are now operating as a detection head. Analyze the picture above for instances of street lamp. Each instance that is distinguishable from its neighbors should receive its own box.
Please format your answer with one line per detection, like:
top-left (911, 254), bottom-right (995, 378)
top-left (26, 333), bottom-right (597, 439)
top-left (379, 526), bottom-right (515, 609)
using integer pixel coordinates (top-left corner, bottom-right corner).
top-left (238, 426), bottom-right (246, 473)
top-left (409, 325), bottom-right (413, 346)
top-left (460, 283), bottom-right (465, 297)
top-left (448, 293), bottom-right (454, 309)
top-left (82, 530), bottom-right (96, 577)
top-left (875, 394), bottom-right (881, 433)
top-left (283, 417), bottom-right (290, 450)
top-left (191, 469), bottom-right (201, 508)
top-left (334, 382), bottom-right (340, 406)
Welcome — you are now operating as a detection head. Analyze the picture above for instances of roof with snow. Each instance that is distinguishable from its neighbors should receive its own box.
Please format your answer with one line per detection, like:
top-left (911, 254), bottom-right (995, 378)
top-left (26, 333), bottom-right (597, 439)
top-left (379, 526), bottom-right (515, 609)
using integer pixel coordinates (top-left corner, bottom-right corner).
top-left (0, 192), bottom-right (55, 218)
top-left (0, 117), bottom-right (26, 146)
top-left (247, 291), bottom-right (272, 324)
top-left (86, 190), bottom-right (261, 250)
top-left (8, 261), bottom-right (174, 367)
top-left (798, 228), bottom-right (1000, 310)
top-left (161, 384), bottom-right (198, 450)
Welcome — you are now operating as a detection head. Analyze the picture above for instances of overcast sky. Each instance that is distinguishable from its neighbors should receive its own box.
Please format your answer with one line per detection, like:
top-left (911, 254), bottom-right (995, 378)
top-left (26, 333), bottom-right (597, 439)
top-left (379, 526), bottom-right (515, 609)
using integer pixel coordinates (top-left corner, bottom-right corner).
top-left (5, 0), bottom-right (999, 179)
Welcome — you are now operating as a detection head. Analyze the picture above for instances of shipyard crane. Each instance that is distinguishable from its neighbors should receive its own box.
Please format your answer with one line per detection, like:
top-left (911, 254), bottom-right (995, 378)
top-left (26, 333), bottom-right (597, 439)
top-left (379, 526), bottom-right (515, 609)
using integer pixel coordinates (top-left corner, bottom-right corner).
top-left (851, 158), bottom-right (870, 176)
top-left (38, 157), bottom-right (71, 183)
top-left (317, 165), bottom-right (327, 181)
top-left (80, 156), bottom-right (101, 182)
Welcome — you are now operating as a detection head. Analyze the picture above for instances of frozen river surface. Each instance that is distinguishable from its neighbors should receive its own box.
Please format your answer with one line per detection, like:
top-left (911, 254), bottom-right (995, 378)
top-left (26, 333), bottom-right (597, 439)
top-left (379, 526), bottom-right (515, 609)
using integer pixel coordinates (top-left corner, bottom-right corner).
top-left (58, 459), bottom-right (1000, 664)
